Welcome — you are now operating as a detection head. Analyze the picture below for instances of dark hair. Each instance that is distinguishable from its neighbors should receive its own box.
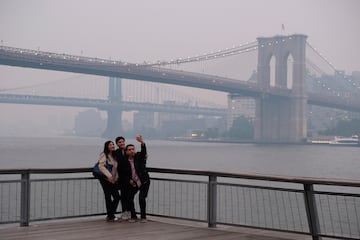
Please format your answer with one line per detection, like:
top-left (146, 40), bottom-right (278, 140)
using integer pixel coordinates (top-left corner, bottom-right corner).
top-left (125, 144), bottom-right (134, 151)
top-left (103, 140), bottom-right (113, 158)
top-left (115, 136), bottom-right (125, 143)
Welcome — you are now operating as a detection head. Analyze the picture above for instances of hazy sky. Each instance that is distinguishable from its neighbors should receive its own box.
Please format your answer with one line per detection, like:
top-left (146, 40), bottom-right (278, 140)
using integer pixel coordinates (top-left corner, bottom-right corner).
top-left (0, 0), bottom-right (359, 136)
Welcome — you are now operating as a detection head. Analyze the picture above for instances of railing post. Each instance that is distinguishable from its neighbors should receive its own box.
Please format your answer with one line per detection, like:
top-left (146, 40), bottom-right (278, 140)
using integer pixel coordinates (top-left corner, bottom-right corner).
top-left (304, 183), bottom-right (321, 240)
top-left (20, 171), bottom-right (30, 226)
top-left (207, 174), bottom-right (217, 228)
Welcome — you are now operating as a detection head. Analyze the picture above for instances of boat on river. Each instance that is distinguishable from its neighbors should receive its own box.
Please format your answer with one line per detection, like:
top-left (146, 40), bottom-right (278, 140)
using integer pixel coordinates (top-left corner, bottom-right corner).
top-left (329, 135), bottom-right (359, 146)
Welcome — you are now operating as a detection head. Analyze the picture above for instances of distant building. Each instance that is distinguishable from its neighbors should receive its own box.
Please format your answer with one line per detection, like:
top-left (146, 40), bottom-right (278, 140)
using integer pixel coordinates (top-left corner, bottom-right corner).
top-left (157, 100), bottom-right (205, 136)
top-left (73, 109), bottom-right (106, 136)
top-left (226, 72), bottom-right (257, 130)
top-left (307, 71), bottom-right (360, 135)
top-left (133, 111), bottom-right (155, 131)
top-left (227, 93), bottom-right (255, 130)
top-left (161, 118), bottom-right (205, 137)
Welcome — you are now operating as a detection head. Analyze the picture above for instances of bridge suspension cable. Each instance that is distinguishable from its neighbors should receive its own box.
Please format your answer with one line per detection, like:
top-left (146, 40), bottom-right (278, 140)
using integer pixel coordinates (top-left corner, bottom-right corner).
top-left (306, 42), bottom-right (337, 71)
top-left (121, 79), bottom-right (226, 108)
top-left (141, 40), bottom-right (258, 67)
top-left (0, 75), bottom-right (84, 93)
top-left (306, 58), bottom-right (327, 76)
top-left (306, 42), bottom-right (359, 93)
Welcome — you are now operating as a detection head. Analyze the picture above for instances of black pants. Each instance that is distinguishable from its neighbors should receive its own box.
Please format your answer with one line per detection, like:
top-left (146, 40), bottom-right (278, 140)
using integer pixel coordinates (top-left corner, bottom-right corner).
top-left (118, 184), bottom-right (127, 212)
top-left (99, 179), bottom-right (120, 219)
top-left (125, 180), bottom-right (150, 219)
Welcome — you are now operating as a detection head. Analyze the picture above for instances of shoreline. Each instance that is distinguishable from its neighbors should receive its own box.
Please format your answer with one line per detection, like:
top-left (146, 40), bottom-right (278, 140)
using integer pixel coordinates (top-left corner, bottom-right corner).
top-left (167, 137), bottom-right (360, 146)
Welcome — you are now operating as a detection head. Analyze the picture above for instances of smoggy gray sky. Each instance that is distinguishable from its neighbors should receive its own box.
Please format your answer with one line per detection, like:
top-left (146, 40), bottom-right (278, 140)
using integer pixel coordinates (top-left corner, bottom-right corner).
top-left (0, 0), bottom-right (359, 136)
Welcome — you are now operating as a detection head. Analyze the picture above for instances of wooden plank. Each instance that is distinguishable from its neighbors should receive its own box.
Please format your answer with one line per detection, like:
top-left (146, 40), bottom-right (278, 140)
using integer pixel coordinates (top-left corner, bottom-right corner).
top-left (0, 217), bottom-right (309, 240)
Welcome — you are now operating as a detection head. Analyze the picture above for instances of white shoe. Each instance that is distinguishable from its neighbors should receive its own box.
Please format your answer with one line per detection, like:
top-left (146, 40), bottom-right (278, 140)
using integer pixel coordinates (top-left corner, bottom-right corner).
top-left (121, 211), bottom-right (130, 220)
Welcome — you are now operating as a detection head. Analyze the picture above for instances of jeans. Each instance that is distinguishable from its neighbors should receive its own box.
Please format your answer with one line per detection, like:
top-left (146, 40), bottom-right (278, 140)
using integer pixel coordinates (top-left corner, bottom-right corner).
top-left (99, 179), bottom-right (120, 219)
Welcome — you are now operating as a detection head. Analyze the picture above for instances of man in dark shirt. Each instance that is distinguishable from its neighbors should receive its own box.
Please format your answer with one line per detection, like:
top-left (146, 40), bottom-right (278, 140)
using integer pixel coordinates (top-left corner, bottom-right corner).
top-left (119, 135), bottom-right (150, 222)
top-left (114, 136), bottom-right (129, 220)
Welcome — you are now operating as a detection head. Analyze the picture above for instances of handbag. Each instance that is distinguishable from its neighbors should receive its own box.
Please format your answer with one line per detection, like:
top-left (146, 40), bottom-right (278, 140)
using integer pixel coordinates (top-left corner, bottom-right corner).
top-left (92, 161), bottom-right (113, 179)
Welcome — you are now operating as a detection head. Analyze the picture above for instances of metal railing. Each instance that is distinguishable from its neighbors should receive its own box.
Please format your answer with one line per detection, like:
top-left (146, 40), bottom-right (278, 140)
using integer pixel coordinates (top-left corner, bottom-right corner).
top-left (1, 167), bottom-right (359, 240)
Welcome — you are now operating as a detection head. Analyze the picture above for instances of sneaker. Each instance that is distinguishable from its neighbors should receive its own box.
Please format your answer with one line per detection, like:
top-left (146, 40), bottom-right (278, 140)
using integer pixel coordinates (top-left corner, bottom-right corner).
top-left (128, 218), bottom-right (137, 223)
top-left (140, 218), bottom-right (147, 223)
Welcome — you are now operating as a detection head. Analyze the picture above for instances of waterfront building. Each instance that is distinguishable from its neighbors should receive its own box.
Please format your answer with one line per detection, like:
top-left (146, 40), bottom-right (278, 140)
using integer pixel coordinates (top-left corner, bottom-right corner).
top-left (227, 93), bottom-right (255, 130)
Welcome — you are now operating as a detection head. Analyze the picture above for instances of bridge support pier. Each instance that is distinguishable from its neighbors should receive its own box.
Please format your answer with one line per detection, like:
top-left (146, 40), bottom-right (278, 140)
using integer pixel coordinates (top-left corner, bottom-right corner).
top-left (255, 34), bottom-right (308, 143)
top-left (255, 95), bottom-right (307, 143)
top-left (102, 109), bottom-right (122, 139)
top-left (102, 77), bottom-right (123, 139)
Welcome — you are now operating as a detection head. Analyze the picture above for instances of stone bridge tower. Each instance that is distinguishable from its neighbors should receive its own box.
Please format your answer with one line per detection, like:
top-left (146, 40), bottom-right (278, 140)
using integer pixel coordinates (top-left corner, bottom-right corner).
top-left (255, 34), bottom-right (308, 143)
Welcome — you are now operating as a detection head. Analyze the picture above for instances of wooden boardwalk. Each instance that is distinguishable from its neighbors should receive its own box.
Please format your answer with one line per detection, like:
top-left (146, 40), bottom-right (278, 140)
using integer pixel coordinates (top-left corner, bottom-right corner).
top-left (0, 217), bottom-right (313, 240)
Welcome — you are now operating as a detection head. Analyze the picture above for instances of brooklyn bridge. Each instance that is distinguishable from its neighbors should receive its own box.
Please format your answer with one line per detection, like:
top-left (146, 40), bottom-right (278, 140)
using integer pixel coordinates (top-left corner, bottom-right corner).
top-left (1, 34), bottom-right (359, 142)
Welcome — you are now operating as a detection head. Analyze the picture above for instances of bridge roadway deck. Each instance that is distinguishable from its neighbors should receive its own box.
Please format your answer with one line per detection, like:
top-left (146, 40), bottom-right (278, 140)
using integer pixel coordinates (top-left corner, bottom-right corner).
top-left (0, 216), bottom-right (317, 240)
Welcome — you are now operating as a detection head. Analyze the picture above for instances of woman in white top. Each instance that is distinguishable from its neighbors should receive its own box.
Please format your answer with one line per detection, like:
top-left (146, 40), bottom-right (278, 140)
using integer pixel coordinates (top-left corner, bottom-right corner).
top-left (97, 140), bottom-right (120, 221)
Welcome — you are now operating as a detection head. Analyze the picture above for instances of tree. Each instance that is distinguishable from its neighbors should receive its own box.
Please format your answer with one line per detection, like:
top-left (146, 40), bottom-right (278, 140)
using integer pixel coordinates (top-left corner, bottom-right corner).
top-left (320, 118), bottom-right (360, 136)
top-left (205, 127), bottom-right (219, 139)
top-left (228, 116), bottom-right (254, 139)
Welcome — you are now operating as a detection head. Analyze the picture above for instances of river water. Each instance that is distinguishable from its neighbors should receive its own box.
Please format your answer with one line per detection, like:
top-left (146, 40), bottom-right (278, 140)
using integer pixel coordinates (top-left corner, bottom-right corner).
top-left (1, 136), bottom-right (359, 180)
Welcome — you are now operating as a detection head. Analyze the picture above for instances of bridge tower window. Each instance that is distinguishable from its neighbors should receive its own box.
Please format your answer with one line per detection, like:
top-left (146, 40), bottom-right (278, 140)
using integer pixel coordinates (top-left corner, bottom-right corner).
top-left (287, 54), bottom-right (294, 89)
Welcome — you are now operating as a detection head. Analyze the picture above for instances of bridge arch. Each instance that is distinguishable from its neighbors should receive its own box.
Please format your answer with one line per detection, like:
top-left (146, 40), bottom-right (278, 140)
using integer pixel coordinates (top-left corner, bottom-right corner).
top-left (255, 34), bottom-right (308, 143)
top-left (269, 55), bottom-right (276, 87)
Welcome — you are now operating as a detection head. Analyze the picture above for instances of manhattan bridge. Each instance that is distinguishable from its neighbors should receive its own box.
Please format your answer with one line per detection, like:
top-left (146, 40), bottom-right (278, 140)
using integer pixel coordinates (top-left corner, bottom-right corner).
top-left (0, 34), bottom-right (359, 142)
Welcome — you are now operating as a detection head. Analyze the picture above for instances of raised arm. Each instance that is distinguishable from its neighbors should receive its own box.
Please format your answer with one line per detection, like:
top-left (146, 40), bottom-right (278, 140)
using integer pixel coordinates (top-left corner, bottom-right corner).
top-left (136, 134), bottom-right (147, 160)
